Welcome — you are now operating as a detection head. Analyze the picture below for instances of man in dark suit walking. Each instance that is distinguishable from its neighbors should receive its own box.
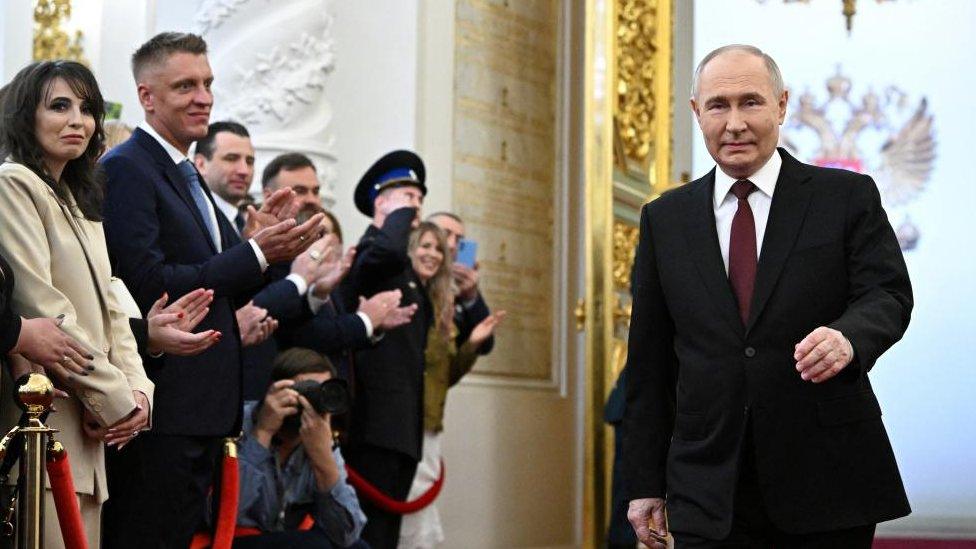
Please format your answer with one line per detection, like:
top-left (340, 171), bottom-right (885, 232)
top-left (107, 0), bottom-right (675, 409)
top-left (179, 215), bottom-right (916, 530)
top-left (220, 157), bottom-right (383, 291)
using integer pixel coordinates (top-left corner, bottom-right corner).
top-left (338, 150), bottom-right (431, 549)
top-left (99, 32), bottom-right (323, 548)
top-left (623, 45), bottom-right (913, 548)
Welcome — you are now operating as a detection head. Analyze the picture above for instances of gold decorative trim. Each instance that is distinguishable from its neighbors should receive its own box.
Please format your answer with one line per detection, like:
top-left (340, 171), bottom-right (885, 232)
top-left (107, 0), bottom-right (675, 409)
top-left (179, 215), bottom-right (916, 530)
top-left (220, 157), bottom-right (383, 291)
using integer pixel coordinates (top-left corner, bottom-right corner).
top-left (612, 221), bottom-right (640, 290)
top-left (33, 0), bottom-right (87, 64)
top-left (615, 0), bottom-right (659, 165)
top-left (582, 0), bottom-right (616, 545)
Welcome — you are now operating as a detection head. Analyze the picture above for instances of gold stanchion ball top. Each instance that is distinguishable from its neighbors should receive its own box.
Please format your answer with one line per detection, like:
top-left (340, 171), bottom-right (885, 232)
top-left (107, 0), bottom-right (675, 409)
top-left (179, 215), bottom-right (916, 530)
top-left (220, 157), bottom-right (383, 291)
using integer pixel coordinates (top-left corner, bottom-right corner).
top-left (17, 373), bottom-right (55, 412)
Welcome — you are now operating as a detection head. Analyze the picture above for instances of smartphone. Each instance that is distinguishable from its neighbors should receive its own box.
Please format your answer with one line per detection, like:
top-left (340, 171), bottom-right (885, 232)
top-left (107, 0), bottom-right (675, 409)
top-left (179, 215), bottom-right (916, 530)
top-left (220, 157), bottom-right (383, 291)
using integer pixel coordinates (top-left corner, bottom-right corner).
top-left (456, 238), bottom-right (477, 268)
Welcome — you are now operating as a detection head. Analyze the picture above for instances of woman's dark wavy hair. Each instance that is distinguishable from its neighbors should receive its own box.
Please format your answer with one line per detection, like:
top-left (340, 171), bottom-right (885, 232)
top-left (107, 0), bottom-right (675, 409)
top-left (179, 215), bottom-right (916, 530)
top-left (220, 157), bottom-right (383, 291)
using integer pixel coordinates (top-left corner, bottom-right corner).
top-left (0, 60), bottom-right (106, 221)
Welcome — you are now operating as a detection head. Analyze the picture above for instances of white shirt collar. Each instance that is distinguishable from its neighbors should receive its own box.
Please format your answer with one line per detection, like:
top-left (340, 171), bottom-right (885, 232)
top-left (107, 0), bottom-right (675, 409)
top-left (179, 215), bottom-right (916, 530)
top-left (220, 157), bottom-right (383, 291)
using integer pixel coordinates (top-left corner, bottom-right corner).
top-left (211, 193), bottom-right (240, 225)
top-left (713, 149), bottom-right (783, 209)
top-left (138, 120), bottom-right (189, 165)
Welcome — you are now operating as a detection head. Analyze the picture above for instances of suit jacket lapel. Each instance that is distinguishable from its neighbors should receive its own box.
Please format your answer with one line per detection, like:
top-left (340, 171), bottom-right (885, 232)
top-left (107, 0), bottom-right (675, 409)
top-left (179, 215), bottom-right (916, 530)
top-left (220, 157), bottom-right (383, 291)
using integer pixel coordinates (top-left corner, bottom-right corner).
top-left (48, 189), bottom-right (111, 316)
top-left (680, 171), bottom-right (743, 336)
top-left (133, 128), bottom-right (218, 254)
top-left (745, 149), bottom-right (814, 333)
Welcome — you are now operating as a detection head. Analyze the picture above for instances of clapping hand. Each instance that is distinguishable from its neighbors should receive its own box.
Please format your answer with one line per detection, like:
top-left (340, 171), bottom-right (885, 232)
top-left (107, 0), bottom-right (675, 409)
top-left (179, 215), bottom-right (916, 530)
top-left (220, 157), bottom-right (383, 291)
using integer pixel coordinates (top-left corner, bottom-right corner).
top-left (311, 241), bottom-right (356, 299)
top-left (241, 187), bottom-right (300, 239)
top-left (251, 215), bottom-right (325, 264)
top-left (467, 311), bottom-right (506, 347)
top-left (146, 289), bottom-right (220, 356)
top-left (357, 290), bottom-right (417, 332)
top-left (236, 302), bottom-right (278, 347)
top-left (293, 235), bottom-right (353, 298)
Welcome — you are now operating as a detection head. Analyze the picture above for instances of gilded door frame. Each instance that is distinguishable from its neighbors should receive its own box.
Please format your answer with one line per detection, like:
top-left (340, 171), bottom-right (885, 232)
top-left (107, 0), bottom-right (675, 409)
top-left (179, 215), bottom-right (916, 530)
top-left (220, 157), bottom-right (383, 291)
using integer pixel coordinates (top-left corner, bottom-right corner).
top-left (581, 0), bottom-right (674, 546)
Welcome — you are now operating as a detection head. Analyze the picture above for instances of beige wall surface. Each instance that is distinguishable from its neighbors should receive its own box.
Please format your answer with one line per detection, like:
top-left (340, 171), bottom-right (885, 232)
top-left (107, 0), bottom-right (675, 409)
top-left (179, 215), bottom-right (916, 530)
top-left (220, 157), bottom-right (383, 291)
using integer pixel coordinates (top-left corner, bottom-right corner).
top-left (418, 1), bottom-right (581, 547)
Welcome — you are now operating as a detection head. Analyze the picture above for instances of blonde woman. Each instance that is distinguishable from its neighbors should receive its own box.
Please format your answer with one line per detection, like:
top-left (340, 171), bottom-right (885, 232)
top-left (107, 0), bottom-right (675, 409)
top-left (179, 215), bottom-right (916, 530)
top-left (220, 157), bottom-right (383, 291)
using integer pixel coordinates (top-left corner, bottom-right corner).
top-left (398, 222), bottom-right (503, 548)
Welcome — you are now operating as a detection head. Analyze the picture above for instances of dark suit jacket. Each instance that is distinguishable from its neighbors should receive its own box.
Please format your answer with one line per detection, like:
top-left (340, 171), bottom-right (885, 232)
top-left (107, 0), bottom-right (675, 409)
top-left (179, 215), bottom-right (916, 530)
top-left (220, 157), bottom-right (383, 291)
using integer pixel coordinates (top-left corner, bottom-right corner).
top-left (101, 128), bottom-right (265, 436)
top-left (281, 292), bottom-right (371, 372)
top-left (0, 253), bottom-right (21, 356)
top-left (621, 149), bottom-right (912, 538)
top-left (454, 291), bottom-right (494, 354)
top-left (338, 208), bottom-right (431, 461)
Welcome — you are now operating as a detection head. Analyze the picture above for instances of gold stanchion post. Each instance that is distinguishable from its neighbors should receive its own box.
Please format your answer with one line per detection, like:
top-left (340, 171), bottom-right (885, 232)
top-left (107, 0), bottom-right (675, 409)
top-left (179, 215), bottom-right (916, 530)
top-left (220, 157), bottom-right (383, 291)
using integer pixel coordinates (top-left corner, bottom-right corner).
top-left (0, 373), bottom-right (57, 549)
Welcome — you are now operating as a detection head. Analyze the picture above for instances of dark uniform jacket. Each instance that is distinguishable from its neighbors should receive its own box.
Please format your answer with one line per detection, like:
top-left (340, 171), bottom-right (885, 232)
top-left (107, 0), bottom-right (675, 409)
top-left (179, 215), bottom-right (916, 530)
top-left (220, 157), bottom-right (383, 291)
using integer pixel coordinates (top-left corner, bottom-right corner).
top-left (621, 149), bottom-right (913, 538)
top-left (339, 208), bottom-right (431, 461)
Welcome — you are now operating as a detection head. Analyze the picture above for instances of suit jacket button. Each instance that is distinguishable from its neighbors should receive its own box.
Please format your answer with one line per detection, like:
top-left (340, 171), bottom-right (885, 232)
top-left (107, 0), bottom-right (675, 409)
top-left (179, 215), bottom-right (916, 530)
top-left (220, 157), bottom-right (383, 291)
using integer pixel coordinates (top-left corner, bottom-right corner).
top-left (744, 347), bottom-right (756, 358)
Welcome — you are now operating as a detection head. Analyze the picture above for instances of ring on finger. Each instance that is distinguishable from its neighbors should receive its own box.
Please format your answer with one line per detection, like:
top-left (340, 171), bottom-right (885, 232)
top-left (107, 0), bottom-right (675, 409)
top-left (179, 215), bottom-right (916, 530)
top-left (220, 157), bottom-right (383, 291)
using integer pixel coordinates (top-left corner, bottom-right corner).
top-left (309, 249), bottom-right (322, 261)
top-left (299, 234), bottom-right (307, 242)
top-left (61, 355), bottom-right (70, 364)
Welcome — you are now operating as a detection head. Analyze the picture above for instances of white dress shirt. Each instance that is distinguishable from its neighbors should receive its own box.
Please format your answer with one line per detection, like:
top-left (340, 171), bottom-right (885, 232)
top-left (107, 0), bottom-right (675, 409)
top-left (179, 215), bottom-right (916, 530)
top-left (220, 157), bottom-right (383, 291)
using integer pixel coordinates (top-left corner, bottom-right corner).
top-left (211, 193), bottom-right (241, 236)
top-left (713, 150), bottom-right (783, 274)
top-left (138, 121), bottom-right (267, 270)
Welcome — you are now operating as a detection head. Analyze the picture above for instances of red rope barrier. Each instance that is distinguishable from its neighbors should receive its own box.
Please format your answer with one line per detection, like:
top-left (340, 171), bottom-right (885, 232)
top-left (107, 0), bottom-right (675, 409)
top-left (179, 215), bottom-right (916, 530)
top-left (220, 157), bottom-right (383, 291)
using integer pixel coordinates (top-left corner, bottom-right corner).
top-left (345, 460), bottom-right (444, 515)
top-left (46, 448), bottom-right (88, 549)
top-left (211, 440), bottom-right (239, 549)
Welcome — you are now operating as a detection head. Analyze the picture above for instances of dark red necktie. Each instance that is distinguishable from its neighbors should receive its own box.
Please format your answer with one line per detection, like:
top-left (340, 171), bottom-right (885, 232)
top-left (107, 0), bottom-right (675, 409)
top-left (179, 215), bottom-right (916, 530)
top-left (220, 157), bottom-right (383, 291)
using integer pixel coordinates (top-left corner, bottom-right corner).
top-left (729, 180), bottom-right (758, 323)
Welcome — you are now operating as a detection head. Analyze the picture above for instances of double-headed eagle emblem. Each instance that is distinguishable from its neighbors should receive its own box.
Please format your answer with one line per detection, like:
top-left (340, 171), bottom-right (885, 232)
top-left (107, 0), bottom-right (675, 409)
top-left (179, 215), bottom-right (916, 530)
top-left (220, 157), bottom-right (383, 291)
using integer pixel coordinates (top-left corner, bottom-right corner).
top-left (782, 68), bottom-right (936, 251)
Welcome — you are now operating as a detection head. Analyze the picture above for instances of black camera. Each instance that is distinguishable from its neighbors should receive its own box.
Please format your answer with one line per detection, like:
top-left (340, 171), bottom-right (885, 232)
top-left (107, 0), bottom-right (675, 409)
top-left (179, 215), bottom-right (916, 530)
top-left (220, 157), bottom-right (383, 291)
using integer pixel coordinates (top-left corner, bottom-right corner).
top-left (291, 378), bottom-right (350, 416)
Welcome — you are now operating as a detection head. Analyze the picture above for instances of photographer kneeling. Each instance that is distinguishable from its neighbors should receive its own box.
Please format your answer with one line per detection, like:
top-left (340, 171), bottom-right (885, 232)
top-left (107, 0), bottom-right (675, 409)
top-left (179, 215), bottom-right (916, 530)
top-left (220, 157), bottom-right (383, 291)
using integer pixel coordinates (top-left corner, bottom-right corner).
top-left (235, 348), bottom-right (367, 548)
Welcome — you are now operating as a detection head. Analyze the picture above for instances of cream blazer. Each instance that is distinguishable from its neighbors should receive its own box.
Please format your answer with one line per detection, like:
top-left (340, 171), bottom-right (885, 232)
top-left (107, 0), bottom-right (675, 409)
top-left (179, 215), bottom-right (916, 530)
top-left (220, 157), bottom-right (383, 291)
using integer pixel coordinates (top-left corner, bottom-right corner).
top-left (0, 161), bottom-right (153, 503)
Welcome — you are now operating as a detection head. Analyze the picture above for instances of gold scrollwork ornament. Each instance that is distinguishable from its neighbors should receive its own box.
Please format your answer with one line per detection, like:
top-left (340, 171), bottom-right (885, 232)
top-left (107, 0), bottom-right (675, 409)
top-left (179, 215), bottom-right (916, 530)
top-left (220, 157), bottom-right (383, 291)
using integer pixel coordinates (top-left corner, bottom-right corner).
top-left (616, 0), bottom-right (660, 165)
top-left (33, 0), bottom-right (87, 64)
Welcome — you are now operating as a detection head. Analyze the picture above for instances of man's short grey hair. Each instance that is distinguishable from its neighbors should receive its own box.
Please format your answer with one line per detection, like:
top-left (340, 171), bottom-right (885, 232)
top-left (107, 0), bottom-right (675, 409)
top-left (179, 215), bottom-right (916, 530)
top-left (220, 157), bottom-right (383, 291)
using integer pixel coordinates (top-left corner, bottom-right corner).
top-left (691, 44), bottom-right (784, 100)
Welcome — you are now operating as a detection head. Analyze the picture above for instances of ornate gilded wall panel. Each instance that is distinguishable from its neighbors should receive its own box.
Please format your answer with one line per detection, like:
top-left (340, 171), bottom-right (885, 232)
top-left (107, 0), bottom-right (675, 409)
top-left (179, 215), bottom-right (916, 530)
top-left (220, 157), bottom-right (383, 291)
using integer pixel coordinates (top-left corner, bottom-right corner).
top-left (583, 0), bottom-right (672, 546)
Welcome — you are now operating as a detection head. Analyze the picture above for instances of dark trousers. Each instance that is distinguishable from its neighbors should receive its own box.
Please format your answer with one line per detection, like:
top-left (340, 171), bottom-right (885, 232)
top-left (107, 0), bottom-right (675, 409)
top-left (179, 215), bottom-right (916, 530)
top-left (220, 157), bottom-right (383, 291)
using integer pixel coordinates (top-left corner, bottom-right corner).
top-left (102, 433), bottom-right (222, 549)
top-left (345, 444), bottom-right (418, 549)
top-left (608, 423), bottom-right (638, 548)
top-left (673, 428), bottom-right (875, 549)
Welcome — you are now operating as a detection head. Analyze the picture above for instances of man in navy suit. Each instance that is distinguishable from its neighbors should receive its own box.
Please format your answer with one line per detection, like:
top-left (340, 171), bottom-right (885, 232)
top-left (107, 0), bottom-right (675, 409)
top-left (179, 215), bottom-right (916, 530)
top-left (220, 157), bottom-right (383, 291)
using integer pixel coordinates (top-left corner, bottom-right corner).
top-left (100, 32), bottom-right (324, 548)
top-left (622, 45), bottom-right (912, 548)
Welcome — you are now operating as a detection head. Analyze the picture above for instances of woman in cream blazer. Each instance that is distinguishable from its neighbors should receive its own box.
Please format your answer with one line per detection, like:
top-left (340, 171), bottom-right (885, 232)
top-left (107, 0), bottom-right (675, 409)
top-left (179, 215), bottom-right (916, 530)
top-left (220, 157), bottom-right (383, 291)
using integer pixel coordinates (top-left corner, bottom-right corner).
top-left (0, 60), bottom-right (152, 548)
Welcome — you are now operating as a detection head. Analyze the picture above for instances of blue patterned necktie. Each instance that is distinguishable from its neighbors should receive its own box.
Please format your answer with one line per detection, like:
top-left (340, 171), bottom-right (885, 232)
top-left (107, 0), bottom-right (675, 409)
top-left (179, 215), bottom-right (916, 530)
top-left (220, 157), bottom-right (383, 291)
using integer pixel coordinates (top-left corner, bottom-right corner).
top-left (177, 160), bottom-right (218, 247)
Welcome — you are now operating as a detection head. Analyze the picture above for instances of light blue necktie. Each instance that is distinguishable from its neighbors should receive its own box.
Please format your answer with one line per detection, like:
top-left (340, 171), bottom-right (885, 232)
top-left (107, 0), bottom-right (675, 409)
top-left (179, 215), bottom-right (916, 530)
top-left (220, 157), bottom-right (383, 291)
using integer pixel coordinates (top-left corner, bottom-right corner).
top-left (177, 160), bottom-right (218, 247)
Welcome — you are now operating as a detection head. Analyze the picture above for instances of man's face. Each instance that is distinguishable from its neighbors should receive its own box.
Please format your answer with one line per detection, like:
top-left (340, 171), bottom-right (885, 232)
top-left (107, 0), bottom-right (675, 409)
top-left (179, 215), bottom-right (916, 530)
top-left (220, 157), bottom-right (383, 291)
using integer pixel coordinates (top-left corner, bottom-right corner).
top-left (265, 166), bottom-right (321, 210)
top-left (138, 52), bottom-right (214, 151)
top-left (690, 51), bottom-right (787, 179)
top-left (195, 131), bottom-right (255, 204)
top-left (430, 214), bottom-right (465, 261)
